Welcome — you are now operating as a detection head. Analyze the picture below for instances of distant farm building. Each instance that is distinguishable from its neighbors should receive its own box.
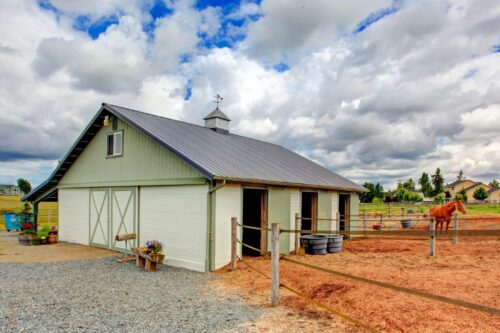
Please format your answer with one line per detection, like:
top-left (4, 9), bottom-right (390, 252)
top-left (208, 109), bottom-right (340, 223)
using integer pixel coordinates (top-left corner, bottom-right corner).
top-left (0, 184), bottom-right (23, 196)
top-left (23, 103), bottom-right (365, 272)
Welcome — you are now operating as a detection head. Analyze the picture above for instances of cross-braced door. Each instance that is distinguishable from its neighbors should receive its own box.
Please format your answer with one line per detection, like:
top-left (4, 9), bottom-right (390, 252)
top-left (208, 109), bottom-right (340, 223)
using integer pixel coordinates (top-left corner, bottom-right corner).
top-left (111, 188), bottom-right (137, 252)
top-left (89, 189), bottom-right (109, 248)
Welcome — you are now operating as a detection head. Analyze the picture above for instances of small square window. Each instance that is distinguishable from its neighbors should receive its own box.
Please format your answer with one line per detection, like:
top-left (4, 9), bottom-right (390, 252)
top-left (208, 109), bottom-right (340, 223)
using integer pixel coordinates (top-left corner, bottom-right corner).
top-left (106, 131), bottom-right (123, 157)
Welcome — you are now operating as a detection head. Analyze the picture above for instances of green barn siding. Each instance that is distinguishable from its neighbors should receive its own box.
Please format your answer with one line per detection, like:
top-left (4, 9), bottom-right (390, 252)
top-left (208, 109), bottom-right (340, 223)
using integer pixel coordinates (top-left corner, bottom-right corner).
top-left (317, 191), bottom-right (333, 231)
top-left (60, 119), bottom-right (204, 186)
top-left (267, 188), bottom-right (291, 253)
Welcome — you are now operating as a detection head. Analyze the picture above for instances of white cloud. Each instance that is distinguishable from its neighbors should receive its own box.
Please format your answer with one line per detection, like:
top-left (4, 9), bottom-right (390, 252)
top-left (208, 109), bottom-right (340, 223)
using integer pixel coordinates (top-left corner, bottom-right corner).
top-left (0, 0), bottom-right (499, 190)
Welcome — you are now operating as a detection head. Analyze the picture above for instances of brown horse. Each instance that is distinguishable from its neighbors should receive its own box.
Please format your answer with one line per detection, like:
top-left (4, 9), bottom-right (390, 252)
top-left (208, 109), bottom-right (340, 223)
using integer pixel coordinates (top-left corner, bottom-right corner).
top-left (430, 200), bottom-right (466, 231)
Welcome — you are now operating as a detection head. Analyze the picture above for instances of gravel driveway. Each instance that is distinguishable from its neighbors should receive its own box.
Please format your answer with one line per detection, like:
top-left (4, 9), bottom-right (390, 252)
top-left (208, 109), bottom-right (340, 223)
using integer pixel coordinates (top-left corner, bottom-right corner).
top-left (0, 257), bottom-right (264, 332)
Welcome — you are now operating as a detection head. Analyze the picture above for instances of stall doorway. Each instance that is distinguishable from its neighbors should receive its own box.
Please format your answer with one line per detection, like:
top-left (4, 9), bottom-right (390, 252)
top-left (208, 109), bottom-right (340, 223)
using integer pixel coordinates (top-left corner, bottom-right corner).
top-left (301, 192), bottom-right (318, 234)
top-left (339, 194), bottom-right (350, 232)
top-left (242, 189), bottom-right (267, 256)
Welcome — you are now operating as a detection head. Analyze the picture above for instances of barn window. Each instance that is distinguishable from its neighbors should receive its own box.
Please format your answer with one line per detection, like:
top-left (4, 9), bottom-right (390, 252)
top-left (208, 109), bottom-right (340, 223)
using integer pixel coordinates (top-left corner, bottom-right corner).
top-left (106, 131), bottom-right (123, 157)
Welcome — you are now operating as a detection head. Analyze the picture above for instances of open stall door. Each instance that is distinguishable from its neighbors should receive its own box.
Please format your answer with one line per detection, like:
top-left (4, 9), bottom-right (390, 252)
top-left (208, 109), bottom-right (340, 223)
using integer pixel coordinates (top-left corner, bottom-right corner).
top-left (339, 194), bottom-right (350, 235)
top-left (242, 189), bottom-right (267, 256)
top-left (89, 189), bottom-right (109, 248)
top-left (111, 187), bottom-right (137, 252)
top-left (301, 192), bottom-right (318, 234)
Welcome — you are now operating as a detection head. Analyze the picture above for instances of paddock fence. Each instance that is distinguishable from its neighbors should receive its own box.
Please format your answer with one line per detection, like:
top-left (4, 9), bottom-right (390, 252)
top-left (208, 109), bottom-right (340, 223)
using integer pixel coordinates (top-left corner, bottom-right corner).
top-left (230, 214), bottom-right (500, 332)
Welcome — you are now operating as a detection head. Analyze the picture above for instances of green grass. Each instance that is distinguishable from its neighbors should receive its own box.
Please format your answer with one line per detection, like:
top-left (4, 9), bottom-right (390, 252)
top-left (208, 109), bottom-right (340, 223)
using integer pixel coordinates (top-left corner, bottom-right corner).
top-left (0, 196), bottom-right (58, 230)
top-left (360, 202), bottom-right (500, 216)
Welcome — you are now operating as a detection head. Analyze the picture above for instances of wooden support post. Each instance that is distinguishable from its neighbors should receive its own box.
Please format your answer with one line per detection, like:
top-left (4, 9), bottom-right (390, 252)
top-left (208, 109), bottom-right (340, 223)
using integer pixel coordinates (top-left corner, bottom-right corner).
top-left (294, 213), bottom-right (301, 254)
top-left (231, 217), bottom-right (238, 271)
top-left (362, 211), bottom-right (367, 231)
top-left (271, 223), bottom-right (280, 307)
top-left (388, 202), bottom-right (391, 216)
top-left (336, 211), bottom-right (340, 231)
top-left (453, 214), bottom-right (459, 245)
top-left (430, 218), bottom-right (436, 257)
top-left (33, 202), bottom-right (39, 231)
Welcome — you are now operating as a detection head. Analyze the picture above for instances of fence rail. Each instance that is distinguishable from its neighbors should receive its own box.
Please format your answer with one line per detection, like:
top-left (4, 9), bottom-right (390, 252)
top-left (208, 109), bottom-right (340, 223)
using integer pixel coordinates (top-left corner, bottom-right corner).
top-left (230, 216), bottom-right (500, 330)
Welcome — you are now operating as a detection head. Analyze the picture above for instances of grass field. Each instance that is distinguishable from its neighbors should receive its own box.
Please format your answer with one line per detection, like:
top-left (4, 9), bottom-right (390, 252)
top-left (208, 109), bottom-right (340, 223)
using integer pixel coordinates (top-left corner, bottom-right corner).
top-left (0, 196), bottom-right (58, 230)
top-left (359, 202), bottom-right (500, 215)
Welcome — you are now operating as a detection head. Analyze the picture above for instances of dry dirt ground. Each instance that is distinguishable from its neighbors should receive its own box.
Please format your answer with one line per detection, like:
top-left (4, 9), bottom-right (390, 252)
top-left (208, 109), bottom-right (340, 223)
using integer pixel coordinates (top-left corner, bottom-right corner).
top-left (0, 231), bottom-right (118, 263)
top-left (216, 232), bottom-right (500, 332)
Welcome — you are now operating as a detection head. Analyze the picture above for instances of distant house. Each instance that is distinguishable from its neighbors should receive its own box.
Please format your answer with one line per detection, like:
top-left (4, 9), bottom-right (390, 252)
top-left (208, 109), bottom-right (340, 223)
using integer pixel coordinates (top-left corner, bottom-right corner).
top-left (489, 188), bottom-right (500, 202)
top-left (0, 184), bottom-right (23, 196)
top-left (23, 103), bottom-right (366, 272)
top-left (445, 179), bottom-right (478, 198)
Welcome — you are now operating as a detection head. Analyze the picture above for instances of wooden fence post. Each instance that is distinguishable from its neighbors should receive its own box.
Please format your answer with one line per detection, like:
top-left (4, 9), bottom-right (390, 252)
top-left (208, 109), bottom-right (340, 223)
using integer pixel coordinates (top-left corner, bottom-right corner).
top-left (231, 217), bottom-right (238, 271)
top-left (362, 211), bottom-right (367, 231)
top-left (401, 207), bottom-right (405, 221)
top-left (379, 214), bottom-right (383, 230)
top-left (430, 218), bottom-right (436, 257)
top-left (417, 208), bottom-right (420, 224)
top-left (295, 213), bottom-right (301, 254)
top-left (453, 214), bottom-right (459, 245)
top-left (388, 202), bottom-right (391, 216)
top-left (271, 223), bottom-right (280, 307)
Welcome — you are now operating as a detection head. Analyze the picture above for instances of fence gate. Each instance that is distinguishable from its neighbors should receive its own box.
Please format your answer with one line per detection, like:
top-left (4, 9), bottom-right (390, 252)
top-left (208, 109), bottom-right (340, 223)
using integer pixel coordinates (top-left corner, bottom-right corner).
top-left (89, 189), bottom-right (110, 248)
top-left (111, 187), bottom-right (137, 252)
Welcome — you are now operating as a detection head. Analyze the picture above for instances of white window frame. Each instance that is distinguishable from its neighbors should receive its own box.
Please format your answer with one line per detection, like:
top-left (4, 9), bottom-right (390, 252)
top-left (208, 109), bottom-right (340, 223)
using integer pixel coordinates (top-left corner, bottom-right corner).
top-left (106, 131), bottom-right (123, 157)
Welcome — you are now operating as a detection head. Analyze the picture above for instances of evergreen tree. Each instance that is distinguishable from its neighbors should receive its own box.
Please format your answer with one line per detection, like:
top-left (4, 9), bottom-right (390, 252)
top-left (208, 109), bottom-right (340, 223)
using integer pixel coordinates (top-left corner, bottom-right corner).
top-left (431, 168), bottom-right (445, 196)
top-left (457, 170), bottom-right (464, 181)
top-left (403, 178), bottom-right (415, 190)
top-left (418, 172), bottom-right (433, 198)
top-left (489, 179), bottom-right (499, 188)
top-left (16, 178), bottom-right (32, 195)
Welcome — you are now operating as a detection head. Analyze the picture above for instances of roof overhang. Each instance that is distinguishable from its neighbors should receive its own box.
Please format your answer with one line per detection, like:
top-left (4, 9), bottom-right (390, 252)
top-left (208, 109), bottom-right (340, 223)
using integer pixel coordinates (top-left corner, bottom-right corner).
top-left (213, 176), bottom-right (368, 193)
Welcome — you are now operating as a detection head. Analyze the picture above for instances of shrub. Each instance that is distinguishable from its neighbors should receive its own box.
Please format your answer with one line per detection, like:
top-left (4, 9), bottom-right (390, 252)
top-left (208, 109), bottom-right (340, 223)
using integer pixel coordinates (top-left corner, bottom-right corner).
top-left (371, 197), bottom-right (383, 204)
top-left (473, 187), bottom-right (488, 201)
top-left (454, 193), bottom-right (468, 203)
top-left (434, 194), bottom-right (445, 204)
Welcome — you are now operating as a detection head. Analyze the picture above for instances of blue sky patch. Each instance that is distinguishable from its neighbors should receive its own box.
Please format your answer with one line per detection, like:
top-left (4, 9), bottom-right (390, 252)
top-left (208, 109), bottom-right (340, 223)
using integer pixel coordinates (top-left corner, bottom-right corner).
top-left (493, 45), bottom-right (500, 53)
top-left (354, 0), bottom-right (402, 34)
top-left (73, 15), bottom-right (120, 39)
top-left (149, 0), bottom-right (172, 19)
top-left (184, 81), bottom-right (193, 100)
top-left (273, 62), bottom-right (290, 72)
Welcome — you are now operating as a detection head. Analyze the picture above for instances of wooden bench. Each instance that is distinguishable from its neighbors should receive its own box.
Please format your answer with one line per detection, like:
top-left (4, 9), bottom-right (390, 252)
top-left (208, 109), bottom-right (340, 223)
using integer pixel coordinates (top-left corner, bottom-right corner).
top-left (133, 247), bottom-right (165, 272)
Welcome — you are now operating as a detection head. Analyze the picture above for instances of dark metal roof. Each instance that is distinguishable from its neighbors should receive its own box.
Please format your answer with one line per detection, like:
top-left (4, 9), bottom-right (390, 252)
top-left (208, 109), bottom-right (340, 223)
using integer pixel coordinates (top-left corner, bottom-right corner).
top-left (446, 179), bottom-right (471, 188)
top-left (203, 107), bottom-right (231, 121)
top-left (24, 103), bottom-right (365, 202)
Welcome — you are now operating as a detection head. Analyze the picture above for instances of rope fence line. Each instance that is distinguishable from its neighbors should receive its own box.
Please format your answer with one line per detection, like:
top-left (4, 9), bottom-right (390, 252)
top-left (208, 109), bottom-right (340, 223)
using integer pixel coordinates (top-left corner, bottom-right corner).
top-left (282, 258), bottom-right (500, 317)
top-left (229, 217), bottom-right (500, 327)
top-left (239, 259), bottom-right (380, 333)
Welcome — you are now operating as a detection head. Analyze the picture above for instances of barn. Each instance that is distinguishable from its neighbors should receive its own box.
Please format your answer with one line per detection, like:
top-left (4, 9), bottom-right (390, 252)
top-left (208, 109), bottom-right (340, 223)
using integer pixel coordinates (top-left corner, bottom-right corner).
top-left (23, 103), bottom-right (365, 272)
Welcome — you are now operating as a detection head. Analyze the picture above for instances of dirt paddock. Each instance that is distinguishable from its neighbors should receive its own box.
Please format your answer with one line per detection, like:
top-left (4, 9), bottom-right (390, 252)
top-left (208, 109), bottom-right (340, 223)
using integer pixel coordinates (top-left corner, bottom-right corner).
top-left (217, 233), bottom-right (500, 332)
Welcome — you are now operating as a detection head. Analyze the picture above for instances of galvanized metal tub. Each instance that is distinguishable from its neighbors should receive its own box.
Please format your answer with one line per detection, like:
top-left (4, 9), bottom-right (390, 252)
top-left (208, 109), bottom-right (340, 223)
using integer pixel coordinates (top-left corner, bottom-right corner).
top-left (301, 235), bottom-right (328, 255)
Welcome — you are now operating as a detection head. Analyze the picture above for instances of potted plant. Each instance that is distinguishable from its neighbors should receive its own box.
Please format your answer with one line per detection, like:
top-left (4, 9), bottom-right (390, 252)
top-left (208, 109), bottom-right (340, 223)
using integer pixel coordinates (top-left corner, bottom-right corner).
top-left (48, 225), bottom-right (58, 244)
top-left (37, 225), bottom-right (50, 245)
top-left (146, 240), bottom-right (164, 262)
top-left (18, 230), bottom-right (37, 245)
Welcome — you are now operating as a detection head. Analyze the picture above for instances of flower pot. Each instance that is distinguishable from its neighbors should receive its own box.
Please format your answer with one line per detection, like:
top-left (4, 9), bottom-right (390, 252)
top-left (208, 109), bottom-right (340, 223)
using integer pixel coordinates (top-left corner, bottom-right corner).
top-left (48, 234), bottom-right (58, 244)
top-left (31, 237), bottom-right (41, 246)
top-left (18, 234), bottom-right (30, 245)
top-left (40, 237), bottom-right (48, 245)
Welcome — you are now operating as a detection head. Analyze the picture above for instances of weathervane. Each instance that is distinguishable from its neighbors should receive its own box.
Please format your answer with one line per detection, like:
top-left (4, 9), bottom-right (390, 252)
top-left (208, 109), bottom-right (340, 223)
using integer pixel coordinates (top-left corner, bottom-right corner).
top-left (214, 94), bottom-right (223, 108)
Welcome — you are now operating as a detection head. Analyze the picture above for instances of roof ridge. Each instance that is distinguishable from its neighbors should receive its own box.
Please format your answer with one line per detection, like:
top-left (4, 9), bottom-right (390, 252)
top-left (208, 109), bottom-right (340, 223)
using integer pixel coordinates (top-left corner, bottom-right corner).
top-left (104, 103), bottom-right (285, 148)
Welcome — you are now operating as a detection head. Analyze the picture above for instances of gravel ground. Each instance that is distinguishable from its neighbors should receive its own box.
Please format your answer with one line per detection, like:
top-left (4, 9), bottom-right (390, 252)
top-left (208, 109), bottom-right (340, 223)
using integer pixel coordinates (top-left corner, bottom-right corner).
top-left (0, 257), bottom-right (265, 332)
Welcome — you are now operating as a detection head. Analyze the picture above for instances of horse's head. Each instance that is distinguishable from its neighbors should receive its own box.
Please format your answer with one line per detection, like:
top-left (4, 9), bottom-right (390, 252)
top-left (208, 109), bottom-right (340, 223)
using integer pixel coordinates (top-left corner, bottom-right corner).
top-left (455, 200), bottom-right (466, 214)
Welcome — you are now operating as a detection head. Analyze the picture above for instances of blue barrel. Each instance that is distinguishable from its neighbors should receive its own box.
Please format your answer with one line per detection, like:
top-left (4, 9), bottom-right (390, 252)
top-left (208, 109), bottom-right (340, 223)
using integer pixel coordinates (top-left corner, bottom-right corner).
top-left (4, 213), bottom-right (21, 231)
top-left (401, 219), bottom-right (414, 229)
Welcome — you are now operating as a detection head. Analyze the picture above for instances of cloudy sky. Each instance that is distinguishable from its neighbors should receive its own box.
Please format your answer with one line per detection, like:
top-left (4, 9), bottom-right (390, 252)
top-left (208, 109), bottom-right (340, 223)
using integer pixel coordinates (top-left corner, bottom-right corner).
top-left (1, 0), bottom-right (499, 189)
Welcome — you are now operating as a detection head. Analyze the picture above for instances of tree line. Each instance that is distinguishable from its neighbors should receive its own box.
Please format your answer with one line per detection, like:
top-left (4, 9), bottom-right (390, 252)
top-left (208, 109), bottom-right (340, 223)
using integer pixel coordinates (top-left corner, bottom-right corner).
top-left (360, 169), bottom-right (498, 204)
